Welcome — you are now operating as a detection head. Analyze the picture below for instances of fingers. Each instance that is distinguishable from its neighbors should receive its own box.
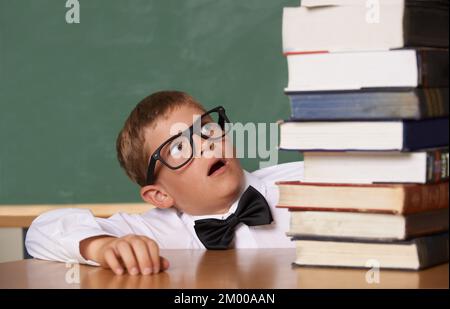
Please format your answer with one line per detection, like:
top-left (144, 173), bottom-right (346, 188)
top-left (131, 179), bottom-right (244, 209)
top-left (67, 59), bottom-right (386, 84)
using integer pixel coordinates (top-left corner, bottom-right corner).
top-left (160, 256), bottom-right (170, 270)
top-left (103, 236), bottom-right (169, 276)
top-left (116, 240), bottom-right (139, 275)
top-left (145, 239), bottom-right (161, 274)
top-left (130, 238), bottom-right (153, 275)
top-left (104, 248), bottom-right (124, 275)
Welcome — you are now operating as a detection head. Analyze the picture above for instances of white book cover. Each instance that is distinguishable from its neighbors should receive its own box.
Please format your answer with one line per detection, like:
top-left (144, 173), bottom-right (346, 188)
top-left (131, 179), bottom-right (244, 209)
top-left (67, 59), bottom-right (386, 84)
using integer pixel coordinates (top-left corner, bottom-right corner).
top-left (283, 0), bottom-right (406, 53)
top-left (286, 49), bottom-right (419, 91)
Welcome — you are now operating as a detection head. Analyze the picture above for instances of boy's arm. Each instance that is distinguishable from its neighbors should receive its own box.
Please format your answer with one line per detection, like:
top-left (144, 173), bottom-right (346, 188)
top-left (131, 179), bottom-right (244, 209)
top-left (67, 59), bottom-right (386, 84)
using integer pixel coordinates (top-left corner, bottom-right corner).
top-left (25, 208), bottom-right (168, 275)
top-left (25, 208), bottom-right (115, 265)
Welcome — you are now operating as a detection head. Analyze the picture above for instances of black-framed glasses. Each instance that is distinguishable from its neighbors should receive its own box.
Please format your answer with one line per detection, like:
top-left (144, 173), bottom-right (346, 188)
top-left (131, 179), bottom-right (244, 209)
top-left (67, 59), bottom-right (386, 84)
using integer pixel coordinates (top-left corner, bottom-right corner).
top-left (145, 106), bottom-right (231, 185)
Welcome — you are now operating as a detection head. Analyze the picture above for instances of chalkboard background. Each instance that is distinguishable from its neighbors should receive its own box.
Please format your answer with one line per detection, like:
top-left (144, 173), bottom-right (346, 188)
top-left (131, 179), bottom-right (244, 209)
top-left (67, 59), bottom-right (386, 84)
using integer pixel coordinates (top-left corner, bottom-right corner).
top-left (0, 0), bottom-right (301, 204)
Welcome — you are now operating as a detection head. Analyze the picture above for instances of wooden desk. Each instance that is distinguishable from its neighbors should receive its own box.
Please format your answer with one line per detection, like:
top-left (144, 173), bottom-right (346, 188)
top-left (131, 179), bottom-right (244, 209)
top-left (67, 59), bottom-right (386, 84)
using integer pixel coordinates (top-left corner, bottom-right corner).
top-left (0, 249), bottom-right (447, 289)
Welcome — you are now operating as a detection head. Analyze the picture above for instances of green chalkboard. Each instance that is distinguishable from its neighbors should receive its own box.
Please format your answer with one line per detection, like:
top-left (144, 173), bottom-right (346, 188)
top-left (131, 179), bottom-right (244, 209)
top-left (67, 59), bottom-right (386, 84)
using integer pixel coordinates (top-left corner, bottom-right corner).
top-left (0, 0), bottom-right (301, 204)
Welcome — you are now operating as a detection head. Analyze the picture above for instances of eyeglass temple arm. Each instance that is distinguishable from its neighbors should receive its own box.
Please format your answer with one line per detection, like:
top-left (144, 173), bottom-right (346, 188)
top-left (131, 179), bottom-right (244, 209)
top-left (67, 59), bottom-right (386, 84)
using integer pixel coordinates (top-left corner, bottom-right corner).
top-left (146, 157), bottom-right (157, 185)
top-left (218, 109), bottom-right (228, 128)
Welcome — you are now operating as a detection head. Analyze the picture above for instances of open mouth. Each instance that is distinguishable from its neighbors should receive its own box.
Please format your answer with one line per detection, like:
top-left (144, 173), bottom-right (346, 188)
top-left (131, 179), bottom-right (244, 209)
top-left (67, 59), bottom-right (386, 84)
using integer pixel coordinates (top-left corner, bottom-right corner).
top-left (207, 159), bottom-right (227, 176)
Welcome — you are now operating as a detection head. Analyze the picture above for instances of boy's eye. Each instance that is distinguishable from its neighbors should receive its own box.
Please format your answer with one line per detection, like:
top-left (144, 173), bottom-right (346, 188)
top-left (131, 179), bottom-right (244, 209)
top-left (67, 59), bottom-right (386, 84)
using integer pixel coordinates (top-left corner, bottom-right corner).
top-left (201, 122), bottom-right (221, 138)
top-left (170, 141), bottom-right (184, 157)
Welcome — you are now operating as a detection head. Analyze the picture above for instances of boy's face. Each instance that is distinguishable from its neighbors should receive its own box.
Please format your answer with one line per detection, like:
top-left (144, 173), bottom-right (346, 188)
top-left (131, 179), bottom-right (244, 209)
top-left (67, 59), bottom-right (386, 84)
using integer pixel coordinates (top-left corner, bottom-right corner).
top-left (141, 105), bottom-right (244, 216)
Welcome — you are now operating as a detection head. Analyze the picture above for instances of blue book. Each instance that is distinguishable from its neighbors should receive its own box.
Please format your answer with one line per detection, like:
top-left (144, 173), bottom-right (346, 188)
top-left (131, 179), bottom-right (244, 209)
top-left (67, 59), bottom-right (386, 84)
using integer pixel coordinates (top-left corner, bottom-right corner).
top-left (287, 88), bottom-right (449, 121)
top-left (279, 118), bottom-right (449, 151)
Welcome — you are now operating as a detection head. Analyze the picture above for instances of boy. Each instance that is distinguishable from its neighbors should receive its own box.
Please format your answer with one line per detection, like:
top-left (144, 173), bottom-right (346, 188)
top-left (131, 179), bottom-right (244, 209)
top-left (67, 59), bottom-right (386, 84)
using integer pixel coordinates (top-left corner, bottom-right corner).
top-left (26, 91), bottom-right (303, 276)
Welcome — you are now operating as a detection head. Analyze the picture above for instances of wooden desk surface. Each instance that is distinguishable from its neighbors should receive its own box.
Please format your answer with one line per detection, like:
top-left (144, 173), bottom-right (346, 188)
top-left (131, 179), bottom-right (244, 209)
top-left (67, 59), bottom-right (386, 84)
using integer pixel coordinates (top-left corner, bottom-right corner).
top-left (0, 249), bottom-right (448, 289)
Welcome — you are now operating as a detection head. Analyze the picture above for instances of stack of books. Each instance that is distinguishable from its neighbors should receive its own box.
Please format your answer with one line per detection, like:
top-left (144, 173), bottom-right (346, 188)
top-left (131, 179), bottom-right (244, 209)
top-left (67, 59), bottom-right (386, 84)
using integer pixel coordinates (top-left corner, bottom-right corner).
top-left (277, 0), bottom-right (449, 270)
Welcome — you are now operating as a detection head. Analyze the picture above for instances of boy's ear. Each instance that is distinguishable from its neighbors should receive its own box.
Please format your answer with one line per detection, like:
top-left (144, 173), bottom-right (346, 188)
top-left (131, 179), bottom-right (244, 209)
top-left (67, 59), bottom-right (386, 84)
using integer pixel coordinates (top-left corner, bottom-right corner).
top-left (140, 185), bottom-right (175, 209)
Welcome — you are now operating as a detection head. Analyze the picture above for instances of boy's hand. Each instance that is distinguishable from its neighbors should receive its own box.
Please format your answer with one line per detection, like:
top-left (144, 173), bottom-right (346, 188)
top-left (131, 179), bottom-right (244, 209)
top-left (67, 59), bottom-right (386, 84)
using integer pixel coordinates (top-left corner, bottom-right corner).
top-left (80, 235), bottom-right (169, 276)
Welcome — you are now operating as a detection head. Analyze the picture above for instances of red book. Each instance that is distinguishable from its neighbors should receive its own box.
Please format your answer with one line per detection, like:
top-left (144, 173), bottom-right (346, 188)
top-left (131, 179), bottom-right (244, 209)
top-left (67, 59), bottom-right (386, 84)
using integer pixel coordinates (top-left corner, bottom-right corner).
top-left (276, 181), bottom-right (449, 215)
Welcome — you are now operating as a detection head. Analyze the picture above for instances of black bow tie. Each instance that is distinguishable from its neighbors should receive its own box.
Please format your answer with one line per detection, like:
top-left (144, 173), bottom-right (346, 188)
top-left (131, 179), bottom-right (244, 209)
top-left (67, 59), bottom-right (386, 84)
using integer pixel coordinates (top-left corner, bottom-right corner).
top-left (194, 186), bottom-right (273, 250)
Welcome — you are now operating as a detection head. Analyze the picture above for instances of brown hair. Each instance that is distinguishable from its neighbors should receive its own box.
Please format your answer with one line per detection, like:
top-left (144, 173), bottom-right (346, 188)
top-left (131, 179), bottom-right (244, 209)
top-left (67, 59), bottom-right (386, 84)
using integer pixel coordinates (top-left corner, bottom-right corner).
top-left (116, 91), bottom-right (204, 187)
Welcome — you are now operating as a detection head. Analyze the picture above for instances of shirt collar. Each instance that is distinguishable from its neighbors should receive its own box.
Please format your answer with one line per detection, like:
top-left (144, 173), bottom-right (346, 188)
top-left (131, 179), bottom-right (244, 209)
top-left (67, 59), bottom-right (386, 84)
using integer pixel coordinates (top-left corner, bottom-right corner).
top-left (181, 170), bottom-right (267, 222)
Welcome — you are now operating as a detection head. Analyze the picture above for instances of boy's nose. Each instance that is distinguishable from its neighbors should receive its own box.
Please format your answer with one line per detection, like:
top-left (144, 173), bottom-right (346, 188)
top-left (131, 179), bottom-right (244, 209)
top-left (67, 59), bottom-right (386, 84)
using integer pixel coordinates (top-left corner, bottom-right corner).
top-left (200, 141), bottom-right (215, 156)
top-left (192, 134), bottom-right (217, 157)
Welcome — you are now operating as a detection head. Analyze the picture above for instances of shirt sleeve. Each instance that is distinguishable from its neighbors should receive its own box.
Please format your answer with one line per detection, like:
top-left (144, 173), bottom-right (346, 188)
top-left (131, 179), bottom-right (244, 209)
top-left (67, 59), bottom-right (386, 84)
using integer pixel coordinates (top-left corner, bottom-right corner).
top-left (252, 161), bottom-right (304, 183)
top-left (25, 208), bottom-right (157, 266)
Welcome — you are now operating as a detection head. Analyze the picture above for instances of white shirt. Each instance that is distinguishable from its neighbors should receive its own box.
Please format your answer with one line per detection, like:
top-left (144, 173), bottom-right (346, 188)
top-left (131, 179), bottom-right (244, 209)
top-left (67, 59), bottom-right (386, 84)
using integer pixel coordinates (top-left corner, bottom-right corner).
top-left (25, 162), bottom-right (303, 265)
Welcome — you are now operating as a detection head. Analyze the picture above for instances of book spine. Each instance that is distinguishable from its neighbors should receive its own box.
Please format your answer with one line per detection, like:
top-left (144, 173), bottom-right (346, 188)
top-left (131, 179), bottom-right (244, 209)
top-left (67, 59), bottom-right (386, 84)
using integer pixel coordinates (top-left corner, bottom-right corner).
top-left (403, 182), bottom-right (449, 214)
top-left (417, 49), bottom-right (449, 88)
top-left (404, 4), bottom-right (449, 48)
top-left (287, 88), bottom-right (449, 121)
top-left (426, 149), bottom-right (450, 183)
top-left (403, 118), bottom-right (449, 151)
top-left (417, 88), bottom-right (449, 118)
top-left (415, 233), bottom-right (449, 270)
